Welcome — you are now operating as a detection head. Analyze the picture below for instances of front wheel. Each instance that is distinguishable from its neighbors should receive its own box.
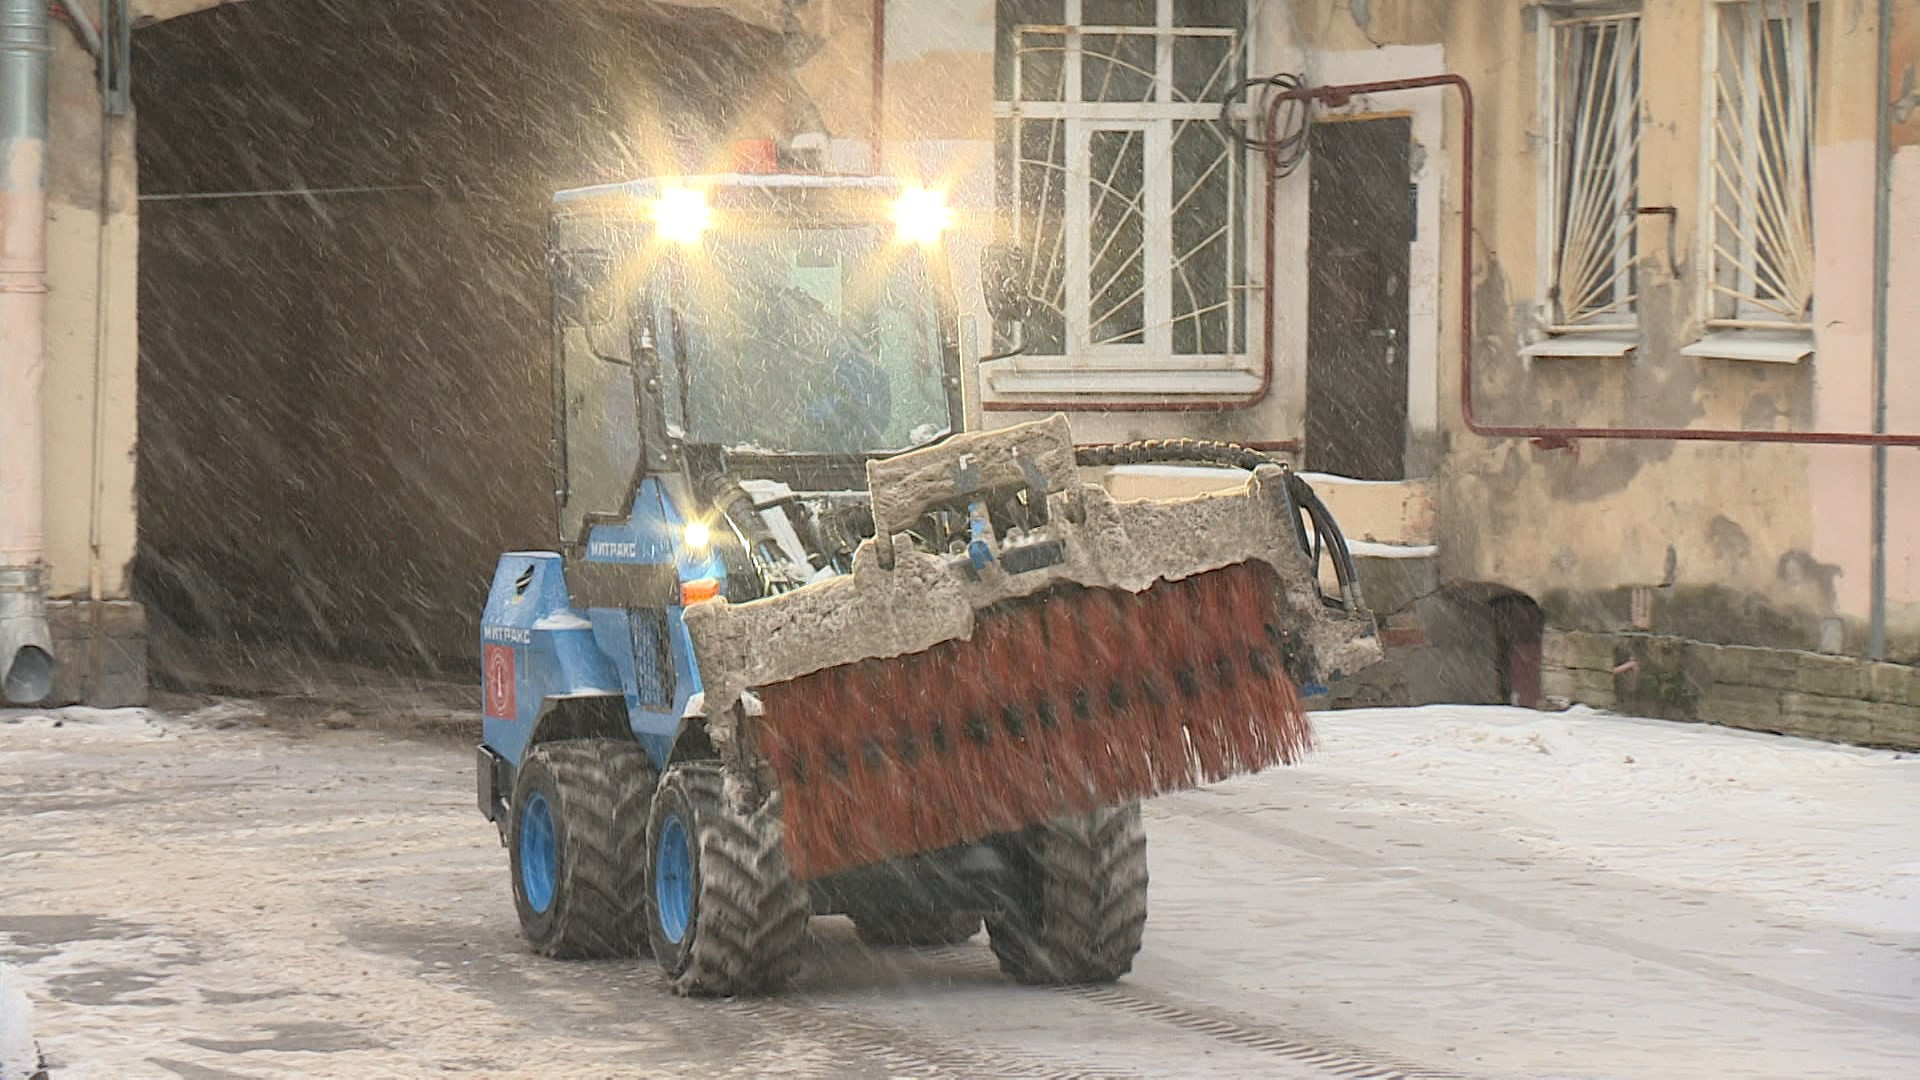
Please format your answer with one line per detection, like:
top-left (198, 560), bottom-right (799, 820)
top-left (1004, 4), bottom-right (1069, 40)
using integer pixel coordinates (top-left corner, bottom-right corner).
top-left (644, 763), bottom-right (810, 996)
top-left (508, 740), bottom-right (656, 959)
top-left (986, 803), bottom-right (1148, 985)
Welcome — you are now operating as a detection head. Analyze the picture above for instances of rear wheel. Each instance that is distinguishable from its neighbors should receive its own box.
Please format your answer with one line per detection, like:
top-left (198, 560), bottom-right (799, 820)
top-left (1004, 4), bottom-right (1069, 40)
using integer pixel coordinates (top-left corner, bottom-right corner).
top-left (645, 763), bottom-right (810, 996)
top-left (508, 740), bottom-right (656, 959)
top-left (986, 803), bottom-right (1148, 985)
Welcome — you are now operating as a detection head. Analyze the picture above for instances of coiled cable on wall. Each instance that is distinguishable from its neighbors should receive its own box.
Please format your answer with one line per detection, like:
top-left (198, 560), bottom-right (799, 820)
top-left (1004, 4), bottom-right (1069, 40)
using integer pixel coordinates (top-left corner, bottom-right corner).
top-left (1218, 72), bottom-right (1312, 178)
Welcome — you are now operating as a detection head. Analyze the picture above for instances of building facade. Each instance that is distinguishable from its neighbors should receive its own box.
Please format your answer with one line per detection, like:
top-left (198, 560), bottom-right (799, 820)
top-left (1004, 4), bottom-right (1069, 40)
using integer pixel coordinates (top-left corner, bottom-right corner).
top-left (6, 0), bottom-right (1918, 747)
top-left (881, 0), bottom-right (1920, 742)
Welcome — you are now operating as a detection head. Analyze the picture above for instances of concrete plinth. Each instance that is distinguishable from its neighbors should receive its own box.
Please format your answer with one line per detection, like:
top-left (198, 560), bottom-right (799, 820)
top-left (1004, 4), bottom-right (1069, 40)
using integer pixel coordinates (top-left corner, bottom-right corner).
top-left (43, 600), bottom-right (147, 708)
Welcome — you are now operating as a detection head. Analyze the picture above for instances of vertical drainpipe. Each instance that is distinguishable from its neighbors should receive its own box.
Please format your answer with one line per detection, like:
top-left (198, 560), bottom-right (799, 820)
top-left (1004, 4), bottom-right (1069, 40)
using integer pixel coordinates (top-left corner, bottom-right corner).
top-left (1869, 0), bottom-right (1894, 660)
top-left (0, 0), bottom-right (53, 704)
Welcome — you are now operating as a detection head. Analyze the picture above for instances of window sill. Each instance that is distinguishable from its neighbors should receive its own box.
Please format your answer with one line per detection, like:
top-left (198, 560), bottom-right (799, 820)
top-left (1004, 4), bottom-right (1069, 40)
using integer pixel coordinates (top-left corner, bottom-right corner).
top-left (1680, 329), bottom-right (1814, 364)
top-left (1520, 334), bottom-right (1639, 359)
top-left (983, 363), bottom-right (1262, 398)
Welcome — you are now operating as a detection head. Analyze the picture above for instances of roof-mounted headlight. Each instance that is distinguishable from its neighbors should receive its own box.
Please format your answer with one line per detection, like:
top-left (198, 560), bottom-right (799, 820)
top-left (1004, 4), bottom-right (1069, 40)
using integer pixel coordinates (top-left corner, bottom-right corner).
top-left (892, 187), bottom-right (953, 246)
top-left (652, 187), bottom-right (711, 244)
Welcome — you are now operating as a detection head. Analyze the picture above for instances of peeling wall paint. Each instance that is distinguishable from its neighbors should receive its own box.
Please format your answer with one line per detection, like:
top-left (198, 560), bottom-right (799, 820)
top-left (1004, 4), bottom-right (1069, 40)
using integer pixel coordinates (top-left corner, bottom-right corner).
top-left (1414, 0), bottom-right (1913, 657)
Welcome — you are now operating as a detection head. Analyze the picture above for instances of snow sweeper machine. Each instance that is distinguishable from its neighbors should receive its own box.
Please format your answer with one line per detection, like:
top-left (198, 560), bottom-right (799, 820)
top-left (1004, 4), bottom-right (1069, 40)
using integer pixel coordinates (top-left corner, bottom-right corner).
top-left (473, 153), bottom-right (1381, 996)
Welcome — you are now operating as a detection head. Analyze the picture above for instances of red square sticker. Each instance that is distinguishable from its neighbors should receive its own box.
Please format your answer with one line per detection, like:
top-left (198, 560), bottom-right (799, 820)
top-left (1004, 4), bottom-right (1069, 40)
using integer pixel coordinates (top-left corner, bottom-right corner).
top-left (484, 644), bottom-right (517, 720)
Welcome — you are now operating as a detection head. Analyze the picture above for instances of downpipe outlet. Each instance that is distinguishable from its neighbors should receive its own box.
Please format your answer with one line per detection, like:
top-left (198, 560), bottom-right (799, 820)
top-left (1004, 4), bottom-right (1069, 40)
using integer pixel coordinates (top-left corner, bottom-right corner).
top-left (0, 566), bottom-right (52, 704)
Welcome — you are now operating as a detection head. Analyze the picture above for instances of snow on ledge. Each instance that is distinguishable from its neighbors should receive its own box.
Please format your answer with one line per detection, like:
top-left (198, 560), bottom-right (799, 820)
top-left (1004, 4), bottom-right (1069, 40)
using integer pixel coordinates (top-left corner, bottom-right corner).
top-left (1347, 540), bottom-right (1439, 559)
top-left (1294, 472), bottom-right (1425, 488)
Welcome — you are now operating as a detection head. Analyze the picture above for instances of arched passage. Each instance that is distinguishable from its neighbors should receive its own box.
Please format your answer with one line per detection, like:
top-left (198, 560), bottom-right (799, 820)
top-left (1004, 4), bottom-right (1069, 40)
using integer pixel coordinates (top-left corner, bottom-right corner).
top-left (1338, 578), bottom-right (1547, 710)
top-left (1416, 583), bottom-right (1546, 708)
top-left (130, 1), bottom-right (800, 679)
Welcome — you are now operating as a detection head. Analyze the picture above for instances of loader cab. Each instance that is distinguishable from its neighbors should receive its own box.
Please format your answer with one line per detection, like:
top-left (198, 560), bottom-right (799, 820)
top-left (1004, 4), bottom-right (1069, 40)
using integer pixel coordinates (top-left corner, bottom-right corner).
top-left (545, 172), bottom-right (968, 558)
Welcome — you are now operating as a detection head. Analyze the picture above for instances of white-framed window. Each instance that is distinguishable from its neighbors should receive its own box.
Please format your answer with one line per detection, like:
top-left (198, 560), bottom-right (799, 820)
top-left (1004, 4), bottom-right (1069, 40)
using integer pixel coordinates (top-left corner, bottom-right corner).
top-left (1538, 5), bottom-right (1643, 338)
top-left (1702, 0), bottom-right (1817, 332)
top-left (990, 0), bottom-right (1252, 396)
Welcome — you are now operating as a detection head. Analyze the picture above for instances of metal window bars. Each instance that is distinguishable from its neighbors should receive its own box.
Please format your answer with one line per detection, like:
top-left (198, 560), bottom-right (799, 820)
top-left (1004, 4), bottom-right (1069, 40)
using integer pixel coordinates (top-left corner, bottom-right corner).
top-left (1546, 11), bottom-right (1643, 332)
top-left (1707, 0), bottom-right (1817, 328)
top-left (997, 0), bottom-right (1248, 368)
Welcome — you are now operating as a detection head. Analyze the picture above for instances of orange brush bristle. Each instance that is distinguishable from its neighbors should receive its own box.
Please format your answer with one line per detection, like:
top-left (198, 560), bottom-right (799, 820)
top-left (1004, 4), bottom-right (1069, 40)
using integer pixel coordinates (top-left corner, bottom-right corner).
top-left (755, 561), bottom-right (1315, 880)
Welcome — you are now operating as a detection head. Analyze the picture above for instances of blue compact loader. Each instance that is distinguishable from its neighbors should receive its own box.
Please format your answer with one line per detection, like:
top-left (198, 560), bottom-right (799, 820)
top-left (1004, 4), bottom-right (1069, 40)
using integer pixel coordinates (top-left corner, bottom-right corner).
top-left (474, 151), bottom-right (1379, 996)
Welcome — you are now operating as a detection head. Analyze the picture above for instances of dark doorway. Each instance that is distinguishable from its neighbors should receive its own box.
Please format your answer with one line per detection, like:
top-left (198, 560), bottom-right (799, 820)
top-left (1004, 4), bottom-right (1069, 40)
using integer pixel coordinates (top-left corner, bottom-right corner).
top-left (1306, 116), bottom-right (1412, 481)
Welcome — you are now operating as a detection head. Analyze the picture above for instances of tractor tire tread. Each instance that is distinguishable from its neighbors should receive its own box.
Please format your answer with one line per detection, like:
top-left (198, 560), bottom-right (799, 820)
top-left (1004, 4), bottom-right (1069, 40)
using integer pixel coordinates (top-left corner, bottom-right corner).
top-left (514, 740), bottom-right (657, 960)
top-left (987, 803), bottom-right (1148, 985)
top-left (655, 764), bottom-right (810, 997)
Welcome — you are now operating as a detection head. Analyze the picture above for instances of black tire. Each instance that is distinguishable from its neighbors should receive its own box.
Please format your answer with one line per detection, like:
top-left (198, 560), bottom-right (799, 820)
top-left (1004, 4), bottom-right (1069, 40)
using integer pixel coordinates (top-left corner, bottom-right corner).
top-left (507, 739), bottom-right (657, 959)
top-left (644, 763), bottom-right (810, 996)
top-left (848, 908), bottom-right (982, 948)
top-left (986, 803), bottom-right (1148, 985)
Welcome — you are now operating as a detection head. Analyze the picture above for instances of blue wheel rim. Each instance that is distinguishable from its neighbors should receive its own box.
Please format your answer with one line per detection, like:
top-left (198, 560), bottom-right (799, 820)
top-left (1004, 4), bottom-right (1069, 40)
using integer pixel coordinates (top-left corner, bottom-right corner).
top-left (519, 791), bottom-right (557, 914)
top-left (655, 813), bottom-right (694, 944)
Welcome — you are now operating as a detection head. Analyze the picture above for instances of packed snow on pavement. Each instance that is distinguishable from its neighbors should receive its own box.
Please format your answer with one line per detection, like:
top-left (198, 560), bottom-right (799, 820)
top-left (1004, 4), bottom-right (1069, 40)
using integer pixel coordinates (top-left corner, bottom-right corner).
top-left (2, 699), bottom-right (1917, 1079)
top-left (1303, 705), bottom-right (1920, 937)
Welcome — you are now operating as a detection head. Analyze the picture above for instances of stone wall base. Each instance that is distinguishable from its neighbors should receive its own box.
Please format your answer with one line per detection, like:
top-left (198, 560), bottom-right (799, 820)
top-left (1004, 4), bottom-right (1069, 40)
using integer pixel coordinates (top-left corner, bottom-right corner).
top-left (1543, 630), bottom-right (1919, 751)
top-left (41, 600), bottom-right (148, 709)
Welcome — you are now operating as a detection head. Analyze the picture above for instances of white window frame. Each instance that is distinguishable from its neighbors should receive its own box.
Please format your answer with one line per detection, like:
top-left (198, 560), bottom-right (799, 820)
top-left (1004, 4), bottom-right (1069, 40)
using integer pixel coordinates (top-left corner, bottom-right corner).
top-left (1077, 120), bottom-right (1162, 354)
top-left (989, 0), bottom-right (1256, 397)
top-left (1688, 0), bottom-right (1817, 360)
top-left (1529, 4), bottom-right (1643, 360)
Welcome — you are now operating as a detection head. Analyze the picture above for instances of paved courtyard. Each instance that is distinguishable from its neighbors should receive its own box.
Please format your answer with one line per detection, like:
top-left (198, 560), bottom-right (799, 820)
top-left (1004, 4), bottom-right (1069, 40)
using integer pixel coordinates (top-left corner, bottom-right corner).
top-left (3, 699), bottom-right (1917, 1079)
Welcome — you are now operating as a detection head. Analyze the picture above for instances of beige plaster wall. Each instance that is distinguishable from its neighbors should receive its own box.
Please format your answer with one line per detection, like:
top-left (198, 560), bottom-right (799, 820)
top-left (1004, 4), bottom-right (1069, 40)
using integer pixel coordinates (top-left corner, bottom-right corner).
top-left (1426, 0), bottom-right (1918, 655)
top-left (40, 27), bottom-right (138, 603)
top-left (131, 0), bottom-right (797, 31)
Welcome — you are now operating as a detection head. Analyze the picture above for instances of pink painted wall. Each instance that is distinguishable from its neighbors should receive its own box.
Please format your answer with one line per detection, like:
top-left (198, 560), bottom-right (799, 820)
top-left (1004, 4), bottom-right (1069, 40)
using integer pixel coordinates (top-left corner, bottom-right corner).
top-left (1809, 6), bottom-right (1920, 626)
top-left (1807, 139), bottom-right (1882, 619)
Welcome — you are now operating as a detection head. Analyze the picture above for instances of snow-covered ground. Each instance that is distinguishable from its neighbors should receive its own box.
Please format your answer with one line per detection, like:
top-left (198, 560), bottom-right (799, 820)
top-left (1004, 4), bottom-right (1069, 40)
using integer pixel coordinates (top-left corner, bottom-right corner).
top-left (1306, 705), bottom-right (1920, 936)
top-left (1, 962), bottom-right (41, 1080)
top-left (2, 699), bottom-right (1917, 1078)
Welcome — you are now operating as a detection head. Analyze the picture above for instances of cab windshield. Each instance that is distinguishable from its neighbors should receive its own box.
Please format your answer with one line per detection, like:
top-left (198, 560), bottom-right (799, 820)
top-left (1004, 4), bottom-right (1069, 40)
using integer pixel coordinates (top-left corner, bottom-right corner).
top-left (654, 224), bottom-right (952, 456)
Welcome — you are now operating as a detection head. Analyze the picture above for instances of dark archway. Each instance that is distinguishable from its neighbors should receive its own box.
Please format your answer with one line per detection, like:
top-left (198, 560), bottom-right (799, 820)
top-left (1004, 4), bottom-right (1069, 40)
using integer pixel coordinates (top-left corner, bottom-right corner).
top-left (131, 1), bottom-right (788, 684)
top-left (1415, 583), bottom-right (1546, 708)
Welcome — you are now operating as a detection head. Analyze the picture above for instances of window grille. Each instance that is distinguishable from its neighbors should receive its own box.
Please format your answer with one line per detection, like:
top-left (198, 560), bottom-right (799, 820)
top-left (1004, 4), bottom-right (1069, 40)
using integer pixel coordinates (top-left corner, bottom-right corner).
top-left (1705, 0), bottom-right (1817, 329)
top-left (993, 0), bottom-right (1250, 391)
top-left (1544, 9), bottom-right (1642, 332)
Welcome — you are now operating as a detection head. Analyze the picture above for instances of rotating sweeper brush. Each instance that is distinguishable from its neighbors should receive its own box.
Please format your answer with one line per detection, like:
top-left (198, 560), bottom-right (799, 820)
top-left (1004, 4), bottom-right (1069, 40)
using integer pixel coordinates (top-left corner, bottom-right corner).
top-left (684, 415), bottom-right (1381, 880)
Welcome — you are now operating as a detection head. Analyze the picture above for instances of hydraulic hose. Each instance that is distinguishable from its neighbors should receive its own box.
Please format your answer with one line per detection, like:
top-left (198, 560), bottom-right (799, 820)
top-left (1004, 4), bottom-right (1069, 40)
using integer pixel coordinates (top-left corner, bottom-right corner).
top-left (1074, 440), bottom-right (1363, 611)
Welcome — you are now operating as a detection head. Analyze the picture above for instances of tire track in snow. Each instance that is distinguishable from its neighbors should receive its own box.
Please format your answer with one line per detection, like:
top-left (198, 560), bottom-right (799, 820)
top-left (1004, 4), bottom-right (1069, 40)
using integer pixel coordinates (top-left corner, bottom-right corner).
top-left (920, 948), bottom-right (1476, 1080)
top-left (1175, 797), bottom-right (1920, 1036)
top-left (717, 994), bottom-right (1140, 1080)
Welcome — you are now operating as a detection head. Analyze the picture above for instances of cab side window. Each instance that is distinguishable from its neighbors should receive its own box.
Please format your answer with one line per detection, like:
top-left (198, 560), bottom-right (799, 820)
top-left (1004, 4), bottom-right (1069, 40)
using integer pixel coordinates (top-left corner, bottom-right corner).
top-left (552, 247), bottom-right (641, 542)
